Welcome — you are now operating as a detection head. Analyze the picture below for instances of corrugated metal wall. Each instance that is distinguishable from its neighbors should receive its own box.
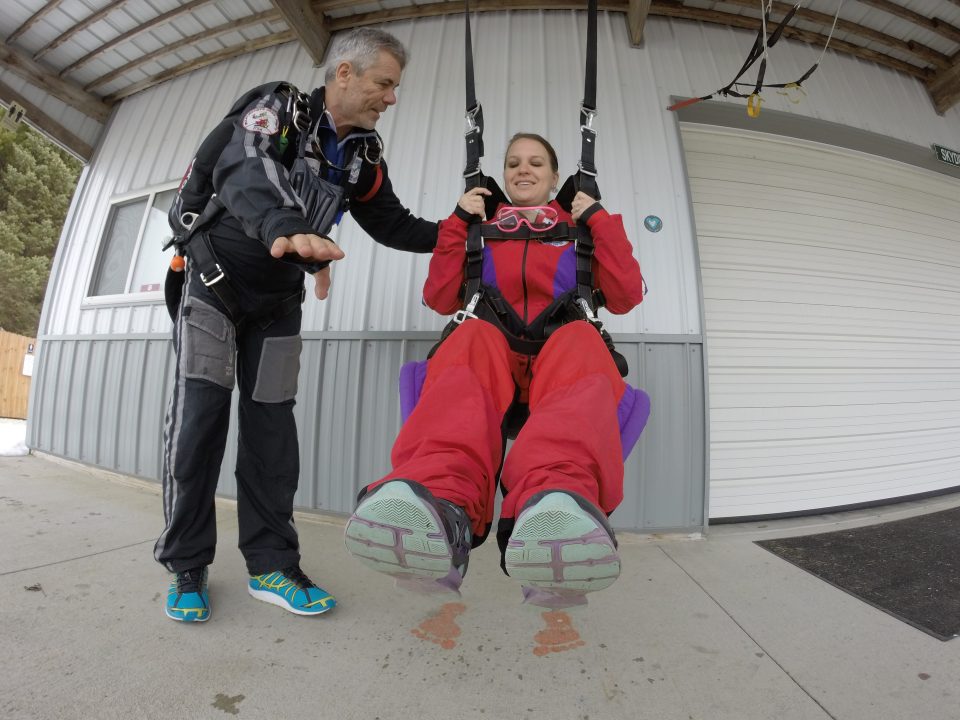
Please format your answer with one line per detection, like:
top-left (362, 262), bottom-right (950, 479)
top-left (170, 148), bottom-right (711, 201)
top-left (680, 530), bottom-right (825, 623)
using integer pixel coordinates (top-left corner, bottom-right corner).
top-left (27, 12), bottom-right (960, 528)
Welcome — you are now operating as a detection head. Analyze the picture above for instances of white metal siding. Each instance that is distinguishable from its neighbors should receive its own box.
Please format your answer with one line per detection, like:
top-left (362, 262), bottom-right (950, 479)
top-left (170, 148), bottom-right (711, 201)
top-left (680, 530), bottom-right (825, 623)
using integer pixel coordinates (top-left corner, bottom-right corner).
top-left (0, 67), bottom-right (104, 151)
top-left (684, 125), bottom-right (960, 519)
top-left (39, 14), bottom-right (960, 343)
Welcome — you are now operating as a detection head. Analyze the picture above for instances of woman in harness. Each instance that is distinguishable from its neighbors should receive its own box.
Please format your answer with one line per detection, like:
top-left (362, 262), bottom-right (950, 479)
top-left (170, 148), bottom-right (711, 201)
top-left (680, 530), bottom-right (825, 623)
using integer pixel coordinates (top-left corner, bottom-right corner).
top-left (344, 132), bottom-right (649, 608)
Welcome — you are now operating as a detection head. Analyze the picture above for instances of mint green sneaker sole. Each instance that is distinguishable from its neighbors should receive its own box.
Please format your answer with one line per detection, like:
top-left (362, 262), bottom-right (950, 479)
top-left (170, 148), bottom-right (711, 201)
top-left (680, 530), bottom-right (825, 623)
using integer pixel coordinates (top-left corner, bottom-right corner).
top-left (344, 481), bottom-right (454, 582)
top-left (505, 492), bottom-right (620, 594)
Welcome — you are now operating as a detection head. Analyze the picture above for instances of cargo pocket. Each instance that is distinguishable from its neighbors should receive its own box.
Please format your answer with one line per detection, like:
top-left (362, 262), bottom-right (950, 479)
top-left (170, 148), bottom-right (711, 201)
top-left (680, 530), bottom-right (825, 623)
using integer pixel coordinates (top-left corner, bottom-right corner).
top-left (252, 335), bottom-right (302, 403)
top-left (183, 299), bottom-right (236, 389)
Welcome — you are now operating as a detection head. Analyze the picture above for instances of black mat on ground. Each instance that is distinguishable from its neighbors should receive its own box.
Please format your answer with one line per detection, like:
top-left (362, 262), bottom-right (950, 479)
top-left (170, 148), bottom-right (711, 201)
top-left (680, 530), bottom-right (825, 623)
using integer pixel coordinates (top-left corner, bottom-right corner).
top-left (756, 507), bottom-right (960, 641)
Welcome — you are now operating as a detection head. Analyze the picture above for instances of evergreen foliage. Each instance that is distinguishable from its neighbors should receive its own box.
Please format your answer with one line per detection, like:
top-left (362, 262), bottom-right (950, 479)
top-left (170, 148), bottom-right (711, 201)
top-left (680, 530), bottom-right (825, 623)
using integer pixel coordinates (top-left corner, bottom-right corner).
top-left (0, 113), bottom-right (83, 337)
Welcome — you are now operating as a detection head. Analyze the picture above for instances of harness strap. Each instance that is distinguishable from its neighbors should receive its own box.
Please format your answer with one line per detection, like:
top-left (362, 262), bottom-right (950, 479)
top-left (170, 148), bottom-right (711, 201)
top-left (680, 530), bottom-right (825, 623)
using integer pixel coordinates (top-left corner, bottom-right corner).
top-left (463, 221), bottom-right (485, 307)
top-left (463, 0), bottom-right (485, 190)
top-left (577, 0), bottom-right (599, 198)
top-left (246, 287), bottom-right (305, 330)
top-left (574, 224), bottom-right (597, 315)
top-left (475, 222), bottom-right (574, 242)
top-left (185, 228), bottom-right (244, 322)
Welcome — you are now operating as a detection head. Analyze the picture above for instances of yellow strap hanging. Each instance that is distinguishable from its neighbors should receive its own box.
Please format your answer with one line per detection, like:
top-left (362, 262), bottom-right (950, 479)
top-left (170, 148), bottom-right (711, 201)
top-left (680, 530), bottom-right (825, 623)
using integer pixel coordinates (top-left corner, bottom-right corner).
top-left (747, 93), bottom-right (763, 118)
top-left (776, 82), bottom-right (807, 104)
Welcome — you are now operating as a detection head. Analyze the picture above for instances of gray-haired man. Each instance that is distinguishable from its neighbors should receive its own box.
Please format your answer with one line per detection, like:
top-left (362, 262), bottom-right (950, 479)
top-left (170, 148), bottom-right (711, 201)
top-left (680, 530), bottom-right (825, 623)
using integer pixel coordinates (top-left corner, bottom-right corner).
top-left (156, 28), bottom-right (438, 622)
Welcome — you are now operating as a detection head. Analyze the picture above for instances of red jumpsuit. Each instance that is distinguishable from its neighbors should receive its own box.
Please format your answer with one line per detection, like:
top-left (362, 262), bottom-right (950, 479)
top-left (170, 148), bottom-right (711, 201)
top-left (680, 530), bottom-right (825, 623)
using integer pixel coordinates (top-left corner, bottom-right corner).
top-left (370, 200), bottom-right (644, 539)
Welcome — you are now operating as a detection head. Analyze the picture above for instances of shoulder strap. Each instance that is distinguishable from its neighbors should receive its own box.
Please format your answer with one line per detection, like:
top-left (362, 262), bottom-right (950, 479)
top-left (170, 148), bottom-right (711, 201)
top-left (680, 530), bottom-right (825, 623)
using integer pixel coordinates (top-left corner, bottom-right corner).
top-left (576, 0), bottom-right (599, 198)
top-left (462, 0), bottom-right (484, 191)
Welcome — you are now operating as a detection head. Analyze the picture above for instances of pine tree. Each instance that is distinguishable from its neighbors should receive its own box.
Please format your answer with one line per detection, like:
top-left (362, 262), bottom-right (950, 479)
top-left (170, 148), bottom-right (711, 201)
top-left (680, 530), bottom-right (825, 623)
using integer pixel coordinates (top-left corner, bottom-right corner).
top-left (0, 115), bottom-right (83, 336)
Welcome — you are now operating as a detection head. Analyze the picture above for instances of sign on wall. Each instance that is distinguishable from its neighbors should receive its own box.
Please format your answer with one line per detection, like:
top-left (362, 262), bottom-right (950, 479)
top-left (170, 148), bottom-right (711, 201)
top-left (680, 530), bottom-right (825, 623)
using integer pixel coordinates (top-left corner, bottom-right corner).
top-left (932, 144), bottom-right (960, 168)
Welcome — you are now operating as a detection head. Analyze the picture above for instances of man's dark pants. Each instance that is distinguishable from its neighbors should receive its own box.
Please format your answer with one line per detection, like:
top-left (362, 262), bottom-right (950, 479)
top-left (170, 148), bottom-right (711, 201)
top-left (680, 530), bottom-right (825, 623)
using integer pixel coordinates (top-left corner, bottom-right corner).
top-left (154, 258), bottom-right (305, 576)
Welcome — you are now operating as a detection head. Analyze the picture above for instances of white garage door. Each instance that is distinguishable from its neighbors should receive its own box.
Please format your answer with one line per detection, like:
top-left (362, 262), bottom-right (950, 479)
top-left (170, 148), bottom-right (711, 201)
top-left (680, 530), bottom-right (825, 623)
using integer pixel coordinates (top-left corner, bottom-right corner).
top-left (683, 125), bottom-right (960, 520)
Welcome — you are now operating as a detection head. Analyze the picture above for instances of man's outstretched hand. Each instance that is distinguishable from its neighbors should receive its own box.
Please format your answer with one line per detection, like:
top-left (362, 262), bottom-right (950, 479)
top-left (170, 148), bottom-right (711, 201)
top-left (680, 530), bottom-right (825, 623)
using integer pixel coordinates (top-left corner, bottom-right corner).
top-left (313, 266), bottom-right (331, 300)
top-left (270, 233), bottom-right (345, 262)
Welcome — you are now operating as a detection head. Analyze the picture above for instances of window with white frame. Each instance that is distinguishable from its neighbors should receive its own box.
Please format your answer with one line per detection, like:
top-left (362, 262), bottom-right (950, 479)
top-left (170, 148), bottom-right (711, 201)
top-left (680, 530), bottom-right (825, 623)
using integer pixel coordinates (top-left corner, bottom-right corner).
top-left (89, 187), bottom-right (177, 297)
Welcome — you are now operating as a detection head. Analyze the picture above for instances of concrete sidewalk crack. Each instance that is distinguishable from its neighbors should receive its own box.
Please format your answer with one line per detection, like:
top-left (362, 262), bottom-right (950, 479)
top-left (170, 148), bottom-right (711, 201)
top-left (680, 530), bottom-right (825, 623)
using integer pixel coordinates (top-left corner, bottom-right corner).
top-left (1, 538), bottom-right (155, 576)
top-left (657, 545), bottom-right (839, 720)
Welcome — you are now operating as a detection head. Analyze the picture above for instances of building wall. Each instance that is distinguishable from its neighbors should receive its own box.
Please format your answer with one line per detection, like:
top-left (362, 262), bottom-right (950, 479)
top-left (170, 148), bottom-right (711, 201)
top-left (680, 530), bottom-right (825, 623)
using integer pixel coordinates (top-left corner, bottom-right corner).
top-left (27, 11), bottom-right (960, 529)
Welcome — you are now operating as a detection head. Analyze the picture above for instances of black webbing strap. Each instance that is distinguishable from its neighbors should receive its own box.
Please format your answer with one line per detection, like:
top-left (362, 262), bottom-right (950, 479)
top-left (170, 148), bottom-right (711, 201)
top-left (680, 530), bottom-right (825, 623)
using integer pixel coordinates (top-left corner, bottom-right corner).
top-left (462, 222), bottom-right (485, 305)
top-left (475, 222), bottom-right (574, 242)
top-left (247, 287), bottom-right (304, 330)
top-left (185, 230), bottom-right (243, 321)
top-left (463, 0), bottom-right (484, 190)
top-left (185, 231), bottom-right (305, 328)
top-left (577, 0), bottom-right (599, 198)
top-left (574, 224), bottom-right (596, 311)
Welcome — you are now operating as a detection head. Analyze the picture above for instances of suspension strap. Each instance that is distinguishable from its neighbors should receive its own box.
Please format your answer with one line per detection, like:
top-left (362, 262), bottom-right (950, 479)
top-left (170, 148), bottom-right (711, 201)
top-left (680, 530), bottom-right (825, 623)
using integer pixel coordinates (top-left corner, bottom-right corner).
top-left (463, 0), bottom-right (485, 190)
top-left (577, 0), bottom-right (599, 198)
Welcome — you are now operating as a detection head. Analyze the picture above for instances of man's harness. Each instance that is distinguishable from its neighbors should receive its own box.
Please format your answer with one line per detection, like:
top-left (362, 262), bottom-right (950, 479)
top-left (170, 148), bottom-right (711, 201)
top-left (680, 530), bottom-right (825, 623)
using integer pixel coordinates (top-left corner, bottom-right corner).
top-left (165, 83), bottom-right (381, 327)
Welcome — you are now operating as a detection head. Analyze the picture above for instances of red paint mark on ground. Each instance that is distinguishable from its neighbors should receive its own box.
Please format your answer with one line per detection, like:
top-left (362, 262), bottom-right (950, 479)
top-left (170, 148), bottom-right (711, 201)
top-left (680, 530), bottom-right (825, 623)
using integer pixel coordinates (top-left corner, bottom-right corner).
top-left (533, 610), bottom-right (585, 656)
top-left (411, 602), bottom-right (467, 650)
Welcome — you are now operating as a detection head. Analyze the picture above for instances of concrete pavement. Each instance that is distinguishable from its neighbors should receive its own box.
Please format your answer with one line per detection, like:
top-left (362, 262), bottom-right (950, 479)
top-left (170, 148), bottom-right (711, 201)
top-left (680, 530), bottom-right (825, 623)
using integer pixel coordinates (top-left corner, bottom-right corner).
top-left (1, 453), bottom-right (957, 720)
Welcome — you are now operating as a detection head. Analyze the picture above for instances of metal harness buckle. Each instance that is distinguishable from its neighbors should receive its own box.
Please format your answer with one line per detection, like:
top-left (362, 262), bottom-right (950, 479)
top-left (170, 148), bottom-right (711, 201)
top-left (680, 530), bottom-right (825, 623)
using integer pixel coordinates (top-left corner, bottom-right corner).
top-left (200, 264), bottom-right (226, 287)
top-left (575, 296), bottom-right (600, 325)
top-left (364, 135), bottom-right (384, 164)
top-left (464, 104), bottom-right (482, 133)
top-left (453, 292), bottom-right (481, 325)
top-left (179, 212), bottom-right (198, 230)
top-left (580, 104), bottom-right (598, 130)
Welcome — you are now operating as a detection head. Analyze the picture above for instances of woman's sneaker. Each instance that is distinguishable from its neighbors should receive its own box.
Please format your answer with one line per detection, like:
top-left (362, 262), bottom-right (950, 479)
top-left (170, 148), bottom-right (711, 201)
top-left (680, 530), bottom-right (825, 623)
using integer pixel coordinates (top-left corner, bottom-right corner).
top-left (165, 566), bottom-right (210, 622)
top-left (248, 565), bottom-right (336, 615)
top-left (344, 480), bottom-right (471, 593)
top-left (504, 491), bottom-right (620, 609)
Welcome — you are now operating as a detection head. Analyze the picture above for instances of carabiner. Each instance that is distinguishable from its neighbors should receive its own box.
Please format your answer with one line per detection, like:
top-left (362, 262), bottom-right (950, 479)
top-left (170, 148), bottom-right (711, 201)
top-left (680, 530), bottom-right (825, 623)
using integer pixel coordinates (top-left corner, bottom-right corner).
top-left (747, 93), bottom-right (763, 118)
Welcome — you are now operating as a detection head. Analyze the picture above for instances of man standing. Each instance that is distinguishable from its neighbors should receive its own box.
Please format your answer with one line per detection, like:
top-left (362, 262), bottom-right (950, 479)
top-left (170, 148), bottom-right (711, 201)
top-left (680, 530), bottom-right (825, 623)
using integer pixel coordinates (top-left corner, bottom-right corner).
top-left (155, 28), bottom-right (437, 622)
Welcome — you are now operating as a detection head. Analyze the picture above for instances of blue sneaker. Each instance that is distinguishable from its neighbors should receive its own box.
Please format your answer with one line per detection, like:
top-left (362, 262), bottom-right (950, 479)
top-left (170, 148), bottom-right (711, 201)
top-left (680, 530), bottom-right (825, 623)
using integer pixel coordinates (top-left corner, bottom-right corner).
top-left (505, 491), bottom-right (620, 609)
top-left (165, 566), bottom-right (210, 622)
top-left (344, 480), bottom-right (472, 593)
top-left (248, 565), bottom-right (336, 615)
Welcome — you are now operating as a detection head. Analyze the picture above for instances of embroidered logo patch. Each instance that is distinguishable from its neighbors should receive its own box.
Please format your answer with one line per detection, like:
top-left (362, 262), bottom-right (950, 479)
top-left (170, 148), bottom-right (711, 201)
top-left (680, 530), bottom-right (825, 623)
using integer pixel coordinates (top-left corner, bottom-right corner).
top-left (242, 107), bottom-right (280, 135)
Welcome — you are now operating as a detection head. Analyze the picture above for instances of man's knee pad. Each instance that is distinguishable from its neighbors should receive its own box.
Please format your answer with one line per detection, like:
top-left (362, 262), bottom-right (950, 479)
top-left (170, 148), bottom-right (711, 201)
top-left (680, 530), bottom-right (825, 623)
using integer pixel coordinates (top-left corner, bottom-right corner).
top-left (252, 335), bottom-right (302, 403)
top-left (182, 298), bottom-right (236, 389)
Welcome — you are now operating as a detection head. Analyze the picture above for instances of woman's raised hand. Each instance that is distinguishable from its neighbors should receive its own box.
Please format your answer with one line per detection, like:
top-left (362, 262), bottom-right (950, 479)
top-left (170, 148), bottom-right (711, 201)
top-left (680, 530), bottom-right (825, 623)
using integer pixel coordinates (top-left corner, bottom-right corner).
top-left (457, 186), bottom-right (491, 219)
top-left (570, 191), bottom-right (598, 222)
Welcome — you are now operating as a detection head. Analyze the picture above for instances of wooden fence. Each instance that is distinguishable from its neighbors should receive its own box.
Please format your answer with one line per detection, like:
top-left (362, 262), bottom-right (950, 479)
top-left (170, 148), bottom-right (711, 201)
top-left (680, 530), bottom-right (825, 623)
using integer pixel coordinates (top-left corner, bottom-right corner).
top-left (0, 330), bottom-right (35, 420)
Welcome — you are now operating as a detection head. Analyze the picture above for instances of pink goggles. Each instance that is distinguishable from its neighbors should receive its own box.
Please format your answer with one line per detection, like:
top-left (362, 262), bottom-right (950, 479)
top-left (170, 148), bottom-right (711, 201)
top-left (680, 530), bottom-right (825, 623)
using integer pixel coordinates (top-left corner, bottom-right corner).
top-left (492, 205), bottom-right (560, 231)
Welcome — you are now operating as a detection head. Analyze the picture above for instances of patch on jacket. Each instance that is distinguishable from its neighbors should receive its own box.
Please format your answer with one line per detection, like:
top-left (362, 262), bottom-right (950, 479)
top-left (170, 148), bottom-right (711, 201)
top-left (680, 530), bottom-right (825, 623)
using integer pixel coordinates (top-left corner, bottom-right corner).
top-left (242, 107), bottom-right (280, 135)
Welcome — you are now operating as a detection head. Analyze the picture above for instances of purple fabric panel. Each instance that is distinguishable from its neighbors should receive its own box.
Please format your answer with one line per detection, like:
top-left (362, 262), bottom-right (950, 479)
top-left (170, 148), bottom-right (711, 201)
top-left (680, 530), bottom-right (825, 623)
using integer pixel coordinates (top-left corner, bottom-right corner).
top-left (399, 360), bottom-right (429, 424)
top-left (481, 246), bottom-right (498, 290)
top-left (553, 244), bottom-right (576, 300)
top-left (617, 384), bottom-right (651, 460)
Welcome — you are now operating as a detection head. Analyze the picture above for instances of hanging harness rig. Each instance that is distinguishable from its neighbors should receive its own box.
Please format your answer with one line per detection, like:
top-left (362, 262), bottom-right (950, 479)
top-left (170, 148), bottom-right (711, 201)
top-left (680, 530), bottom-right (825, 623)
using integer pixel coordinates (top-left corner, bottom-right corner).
top-left (666, 0), bottom-right (845, 117)
top-left (443, 0), bottom-right (627, 382)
